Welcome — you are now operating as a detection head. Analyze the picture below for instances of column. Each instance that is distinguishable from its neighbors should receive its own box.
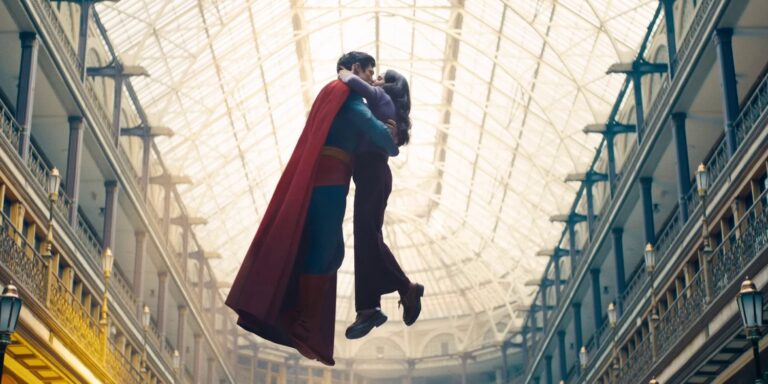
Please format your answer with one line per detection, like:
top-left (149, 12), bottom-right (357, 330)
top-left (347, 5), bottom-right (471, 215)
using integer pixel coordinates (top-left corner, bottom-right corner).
top-left (177, 306), bottom-right (188, 365)
top-left (182, 225), bottom-right (190, 281)
top-left (404, 360), bottom-right (415, 384)
top-left (133, 231), bottom-right (147, 316)
top-left (632, 71), bottom-right (646, 143)
top-left (552, 254), bottom-right (562, 305)
top-left (661, 0), bottom-right (678, 76)
top-left (193, 334), bottom-right (202, 383)
top-left (612, 228), bottom-right (626, 313)
top-left (521, 332), bottom-right (529, 368)
top-left (16, 32), bottom-right (40, 161)
top-left (198, 261), bottom-right (205, 303)
top-left (102, 181), bottom-right (119, 249)
top-left (590, 269), bottom-right (603, 329)
top-left (206, 358), bottom-right (215, 384)
top-left (606, 132), bottom-right (617, 196)
top-left (573, 303), bottom-right (583, 360)
top-left (500, 342), bottom-right (509, 383)
top-left (157, 272), bottom-right (168, 337)
top-left (77, 1), bottom-right (94, 80)
top-left (65, 116), bottom-right (84, 225)
top-left (163, 186), bottom-right (171, 237)
top-left (585, 183), bottom-right (596, 239)
top-left (541, 288), bottom-right (549, 331)
top-left (672, 113), bottom-right (692, 223)
top-left (141, 135), bottom-right (151, 194)
top-left (460, 355), bottom-right (468, 384)
top-left (640, 177), bottom-right (655, 245)
top-left (567, 220), bottom-right (579, 274)
top-left (111, 75), bottom-right (124, 147)
top-left (347, 362), bottom-right (355, 384)
top-left (557, 330), bottom-right (567, 379)
top-left (544, 355), bottom-right (553, 384)
top-left (714, 28), bottom-right (739, 156)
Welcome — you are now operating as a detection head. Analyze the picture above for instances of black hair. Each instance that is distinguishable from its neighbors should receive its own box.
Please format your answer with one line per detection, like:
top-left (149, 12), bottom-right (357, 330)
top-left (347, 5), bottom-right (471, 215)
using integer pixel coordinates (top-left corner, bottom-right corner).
top-left (336, 51), bottom-right (376, 73)
top-left (381, 69), bottom-right (412, 146)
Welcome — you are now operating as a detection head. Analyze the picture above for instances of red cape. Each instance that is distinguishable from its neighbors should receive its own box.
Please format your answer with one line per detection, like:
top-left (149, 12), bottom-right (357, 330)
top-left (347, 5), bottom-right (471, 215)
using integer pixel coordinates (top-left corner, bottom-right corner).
top-left (225, 80), bottom-right (350, 358)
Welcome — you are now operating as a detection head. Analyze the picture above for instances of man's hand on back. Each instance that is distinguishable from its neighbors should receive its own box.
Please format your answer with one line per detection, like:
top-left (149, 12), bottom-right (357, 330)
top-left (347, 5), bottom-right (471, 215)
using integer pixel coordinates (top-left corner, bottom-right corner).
top-left (386, 119), bottom-right (397, 143)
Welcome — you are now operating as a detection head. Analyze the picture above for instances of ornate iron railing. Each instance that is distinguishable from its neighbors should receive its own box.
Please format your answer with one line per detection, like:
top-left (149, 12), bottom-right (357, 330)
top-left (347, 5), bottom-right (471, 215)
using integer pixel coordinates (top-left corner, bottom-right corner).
top-left (30, 0), bottom-right (82, 87)
top-left (75, 210), bottom-right (103, 262)
top-left (615, 188), bottom-right (768, 383)
top-left (26, 143), bottom-right (51, 193)
top-left (618, 266), bottom-right (648, 319)
top-left (683, 184), bottom-right (701, 221)
top-left (617, 335), bottom-right (654, 384)
top-left (655, 210), bottom-right (682, 264)
top-left (710, 190), bottom-right (768, 299)
top-left (0, 99), bottom-right (22, 150)
top-left (734, 70), bottom-right (768, 147)
top-left (0, 212), bottom-right (48, 301)
top-left (111, 263), bottom-right (138, 313)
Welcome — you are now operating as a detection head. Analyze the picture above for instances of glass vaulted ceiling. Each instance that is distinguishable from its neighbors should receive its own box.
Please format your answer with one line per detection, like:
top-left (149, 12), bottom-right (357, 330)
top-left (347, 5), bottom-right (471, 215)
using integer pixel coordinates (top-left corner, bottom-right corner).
top-left (97, 0), bottom-right (656, 324)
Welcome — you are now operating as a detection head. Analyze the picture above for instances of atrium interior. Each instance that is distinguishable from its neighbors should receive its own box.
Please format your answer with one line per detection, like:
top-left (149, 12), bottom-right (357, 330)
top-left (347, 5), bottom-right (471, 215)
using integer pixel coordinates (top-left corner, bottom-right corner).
top-left (0, 0), bottom-right (766, 383)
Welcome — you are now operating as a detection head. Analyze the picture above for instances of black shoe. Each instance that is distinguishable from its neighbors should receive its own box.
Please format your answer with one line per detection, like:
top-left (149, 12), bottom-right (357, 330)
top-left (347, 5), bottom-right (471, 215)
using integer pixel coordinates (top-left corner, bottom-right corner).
top-left (399, 283), bottom-right (424, 326)
top-left (345, 309), bottom-right (388, 339)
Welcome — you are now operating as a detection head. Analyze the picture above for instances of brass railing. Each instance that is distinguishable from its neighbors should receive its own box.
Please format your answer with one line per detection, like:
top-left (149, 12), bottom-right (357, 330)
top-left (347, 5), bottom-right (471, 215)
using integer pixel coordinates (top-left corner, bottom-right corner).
top-left (48, 273), bottom-right (103, 357)
top-left (105, 339), bottom-right (142, 384)
top-left (0, 214), bottom-right (48, 301)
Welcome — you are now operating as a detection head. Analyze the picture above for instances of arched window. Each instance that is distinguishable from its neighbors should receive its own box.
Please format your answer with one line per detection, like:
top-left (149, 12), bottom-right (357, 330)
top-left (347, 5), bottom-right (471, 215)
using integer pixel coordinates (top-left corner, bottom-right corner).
top-left (423, 333), bottom-right (457, 356)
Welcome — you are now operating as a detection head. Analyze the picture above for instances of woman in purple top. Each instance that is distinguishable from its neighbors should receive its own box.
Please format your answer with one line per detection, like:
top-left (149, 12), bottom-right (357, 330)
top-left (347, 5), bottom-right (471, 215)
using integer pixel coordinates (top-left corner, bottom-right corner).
top-left (337, 68), bottom-right (425, 339)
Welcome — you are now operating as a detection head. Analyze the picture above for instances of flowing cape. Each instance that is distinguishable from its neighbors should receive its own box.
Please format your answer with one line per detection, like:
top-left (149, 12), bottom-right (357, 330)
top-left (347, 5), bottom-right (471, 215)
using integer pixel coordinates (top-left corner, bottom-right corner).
top-left (225, 81), bottom-right (350, 356)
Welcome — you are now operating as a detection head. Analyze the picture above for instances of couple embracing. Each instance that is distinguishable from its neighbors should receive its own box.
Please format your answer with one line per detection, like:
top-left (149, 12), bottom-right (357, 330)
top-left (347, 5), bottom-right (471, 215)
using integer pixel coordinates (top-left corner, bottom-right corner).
top-left (225, 51), bottom-right (425, 366)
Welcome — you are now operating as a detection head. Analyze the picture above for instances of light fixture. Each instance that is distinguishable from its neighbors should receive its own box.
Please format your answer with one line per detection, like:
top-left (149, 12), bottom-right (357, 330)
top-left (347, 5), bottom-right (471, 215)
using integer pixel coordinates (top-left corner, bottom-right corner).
top-left (644, 243), bottom-right (656, 273)
top-left (737, 277), bottom-right (763, 334)
top-left (696, 163), bottom-right (709, 197)
top-left (0, 284), bottom-right (23, 375)
top-left (102, 248), bottom-right (114, 278)
top-left (650, 378), bottom-right (659, 384)
top-left (579, 346), bottom-right (588, 368)
top-left (172, 349), bottom-right (180, 372)
top-left (736, 277), bottom-right (765, 384)
top-left (47, 168), bottom-right (60, 201)
top-left (608, 302), bottom-right (617, 328)
top-left (142, 305), bottom-right (151, 330)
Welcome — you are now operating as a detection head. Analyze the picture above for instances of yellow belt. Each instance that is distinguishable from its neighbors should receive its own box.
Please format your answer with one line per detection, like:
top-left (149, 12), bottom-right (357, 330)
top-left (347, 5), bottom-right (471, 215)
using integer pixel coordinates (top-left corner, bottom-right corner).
top-left (320, 146), bottom-right (352, 165)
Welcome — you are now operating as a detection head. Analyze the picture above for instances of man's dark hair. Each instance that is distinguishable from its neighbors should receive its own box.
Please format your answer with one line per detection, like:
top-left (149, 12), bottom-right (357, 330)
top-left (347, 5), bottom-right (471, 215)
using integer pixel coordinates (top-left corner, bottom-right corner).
top-left (336, 51), bottom-right (376, 72)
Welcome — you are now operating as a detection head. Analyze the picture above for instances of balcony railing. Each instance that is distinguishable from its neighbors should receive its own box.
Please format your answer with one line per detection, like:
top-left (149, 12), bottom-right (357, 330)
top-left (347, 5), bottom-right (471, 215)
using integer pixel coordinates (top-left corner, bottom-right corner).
top-left (734, 69), bottom-right (768, 147)
top-left (75, 208), bottom-right (103, 262)
top-left (581, 65), bottom-right (768, 382)
top-left (106, 339), bottom-right (143, 384)
top-left (112, 263), bottom-right (138, 314)
top-left (615, 187), bottom-right (768, 383)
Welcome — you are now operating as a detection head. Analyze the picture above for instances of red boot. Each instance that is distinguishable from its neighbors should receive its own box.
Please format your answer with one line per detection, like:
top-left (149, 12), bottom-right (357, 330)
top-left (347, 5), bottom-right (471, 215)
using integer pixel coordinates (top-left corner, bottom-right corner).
top-left (287, 274), bottom-right (335, 365)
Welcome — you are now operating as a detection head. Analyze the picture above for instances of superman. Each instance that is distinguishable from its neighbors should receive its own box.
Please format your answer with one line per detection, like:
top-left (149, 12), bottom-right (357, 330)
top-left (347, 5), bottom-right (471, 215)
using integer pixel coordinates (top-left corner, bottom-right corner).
top-left (225, 52), bottom-right (397, 366)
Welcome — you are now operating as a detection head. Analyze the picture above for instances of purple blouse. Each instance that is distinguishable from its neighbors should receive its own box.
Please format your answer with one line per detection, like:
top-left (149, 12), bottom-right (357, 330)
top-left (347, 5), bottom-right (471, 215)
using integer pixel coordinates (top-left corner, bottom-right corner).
top-left (340, 73), bottom-right (396, 155)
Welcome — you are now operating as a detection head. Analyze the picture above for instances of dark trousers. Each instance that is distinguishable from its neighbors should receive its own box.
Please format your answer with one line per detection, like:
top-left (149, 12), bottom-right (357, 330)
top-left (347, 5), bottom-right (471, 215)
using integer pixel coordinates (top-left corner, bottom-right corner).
top-left (353, 152), bottom-right (411, 311)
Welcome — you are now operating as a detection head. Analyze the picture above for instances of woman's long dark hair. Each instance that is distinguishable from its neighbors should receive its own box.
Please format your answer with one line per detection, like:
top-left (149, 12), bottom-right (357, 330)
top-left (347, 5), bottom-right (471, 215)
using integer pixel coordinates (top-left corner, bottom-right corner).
top-left (381, 70), bottom-right (412, 146)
